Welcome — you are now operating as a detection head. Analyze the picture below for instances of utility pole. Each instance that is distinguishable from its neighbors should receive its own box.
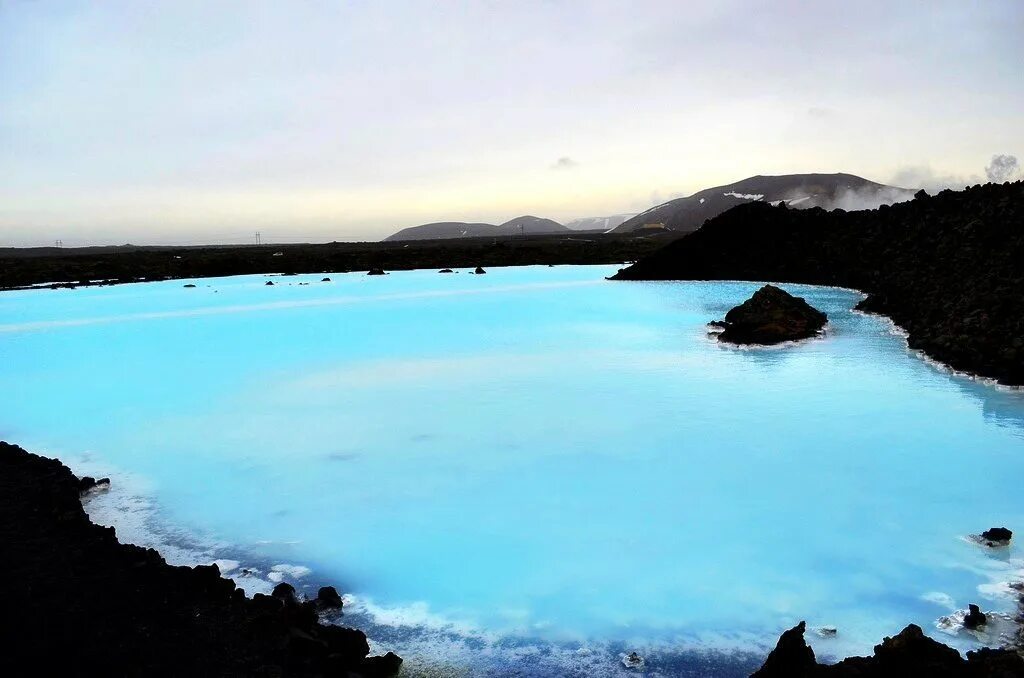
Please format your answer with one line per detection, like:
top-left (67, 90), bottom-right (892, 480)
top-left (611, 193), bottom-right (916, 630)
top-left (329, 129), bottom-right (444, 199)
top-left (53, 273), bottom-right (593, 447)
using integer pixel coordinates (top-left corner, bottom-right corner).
top-left (255, 231), bottom-right (261, 245)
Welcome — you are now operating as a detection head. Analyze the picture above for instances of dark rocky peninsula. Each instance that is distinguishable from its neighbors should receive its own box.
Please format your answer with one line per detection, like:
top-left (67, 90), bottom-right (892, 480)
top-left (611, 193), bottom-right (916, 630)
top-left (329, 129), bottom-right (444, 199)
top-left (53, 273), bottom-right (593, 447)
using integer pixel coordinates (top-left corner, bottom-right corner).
top-left (0, 441), bottom-right (400, 677)
top-left (752, 621), bottom-right (1024, 677)
top-left (712, 284), bottom-right (827, 345)
top-left (613, 181), bottom-right (1024, 385)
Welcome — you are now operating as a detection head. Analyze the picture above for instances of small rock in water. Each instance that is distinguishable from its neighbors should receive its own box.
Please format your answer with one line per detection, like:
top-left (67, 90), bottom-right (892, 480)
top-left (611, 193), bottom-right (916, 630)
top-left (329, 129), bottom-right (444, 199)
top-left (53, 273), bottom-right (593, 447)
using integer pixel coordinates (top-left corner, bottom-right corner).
top-left (367, 267), bottom-right (386, 275)
top-left (622, 651), bottom-right (644, 669)
top-left (474, 266), bottom-right (486, 275)
top-left (183, 283), bottom-right (196, 288)
top-left (321, 277), bottom-right (331, 282)
top-left (712, 284), bottom-right (827, 345)
top-left (964, 604), bottom-right (987, 630)
top-left (438, 268), bottom-right (454, 273)
top-left (265, 280), bottom-right (274, 286)
top-left (979, 527), bottom-right (1012, 546)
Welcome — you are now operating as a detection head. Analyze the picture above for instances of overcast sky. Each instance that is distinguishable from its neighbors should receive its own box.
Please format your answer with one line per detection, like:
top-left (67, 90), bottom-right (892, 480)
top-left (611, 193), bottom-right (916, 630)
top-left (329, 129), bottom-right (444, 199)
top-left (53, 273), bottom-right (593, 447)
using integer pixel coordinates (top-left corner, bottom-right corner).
top-left (2, 1), bottom-right (1022, 246)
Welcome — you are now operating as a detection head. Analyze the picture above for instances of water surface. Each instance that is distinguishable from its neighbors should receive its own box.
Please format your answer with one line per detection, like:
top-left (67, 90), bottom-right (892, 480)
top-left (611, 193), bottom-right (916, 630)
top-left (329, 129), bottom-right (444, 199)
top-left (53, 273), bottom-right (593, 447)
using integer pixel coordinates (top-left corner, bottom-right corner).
top-left (2, 265), bottom-right (1023, 676)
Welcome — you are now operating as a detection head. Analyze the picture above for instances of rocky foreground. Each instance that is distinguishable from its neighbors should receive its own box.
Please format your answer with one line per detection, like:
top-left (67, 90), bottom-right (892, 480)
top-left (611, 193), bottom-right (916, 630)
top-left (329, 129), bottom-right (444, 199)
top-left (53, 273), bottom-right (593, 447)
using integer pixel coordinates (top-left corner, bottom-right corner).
top-left (613, 181), bottom-right (1024, 385)
top-left (0, 441), bottom-right (400, 677)
top-left (711, 284), bottom-right (827, 345)
top-left (752, 621), bottom-right (1024, 677)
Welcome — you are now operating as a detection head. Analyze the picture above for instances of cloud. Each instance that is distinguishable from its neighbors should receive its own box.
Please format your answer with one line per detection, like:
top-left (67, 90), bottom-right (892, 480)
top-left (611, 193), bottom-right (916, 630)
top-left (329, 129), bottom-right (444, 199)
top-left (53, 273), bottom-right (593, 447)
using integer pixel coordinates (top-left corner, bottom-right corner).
top-left (985, 154), bottom-right (1020, 183)
top-left (550, 156), bottom-right (578, 170)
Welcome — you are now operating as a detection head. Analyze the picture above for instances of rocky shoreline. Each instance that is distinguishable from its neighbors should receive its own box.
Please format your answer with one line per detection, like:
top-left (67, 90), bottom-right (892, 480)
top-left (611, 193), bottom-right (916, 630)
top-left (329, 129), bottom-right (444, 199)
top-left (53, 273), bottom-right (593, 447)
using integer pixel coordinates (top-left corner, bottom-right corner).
top-left (613, 181), bottom-right (1024, 386)
top-left (0, 440), bottom-right (401, 677)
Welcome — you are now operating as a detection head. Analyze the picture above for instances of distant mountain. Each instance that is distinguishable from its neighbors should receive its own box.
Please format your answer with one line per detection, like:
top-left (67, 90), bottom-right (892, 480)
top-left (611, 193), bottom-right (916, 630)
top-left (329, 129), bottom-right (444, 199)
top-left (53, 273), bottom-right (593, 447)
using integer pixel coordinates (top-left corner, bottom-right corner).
top-left (563, 214), bottom-right (637, 231)
top-left (384, 215), bottom-right (568, 241)
top-left (611, 173), bottom-right (915, 234)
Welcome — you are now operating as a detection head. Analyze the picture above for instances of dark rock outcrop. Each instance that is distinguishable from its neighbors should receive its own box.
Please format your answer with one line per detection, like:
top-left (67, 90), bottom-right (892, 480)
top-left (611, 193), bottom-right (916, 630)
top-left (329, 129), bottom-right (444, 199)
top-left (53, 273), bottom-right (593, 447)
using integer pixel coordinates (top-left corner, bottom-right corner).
top-left (316, 585), bottom-right (344, 610)
top-left (614, 181), bottom-right (1024, 385)
top-left (0, 441), bottom-right (401, 677)
top-left (321, 277), bottom-right (331, 282)
top-left (439, 268), bottom-right (454, 273)
top-left (713, 284), bottom-right (827, 345)
top-left (474, 266), bottom-right (486, 274)
top-left (265, 280), bottom-right (274, 286)
top-left (752, 621), bottom-right (1024, 677)
top-left (963, 604), bottom-right (987, 630)
top-left (367, 267), bottom-right (386, 275)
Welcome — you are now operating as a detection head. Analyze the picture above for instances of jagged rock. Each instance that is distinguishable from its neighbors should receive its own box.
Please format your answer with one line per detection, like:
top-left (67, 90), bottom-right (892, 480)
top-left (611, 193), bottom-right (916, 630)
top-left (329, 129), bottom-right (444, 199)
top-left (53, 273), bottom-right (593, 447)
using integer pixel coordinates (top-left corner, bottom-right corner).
top-left (963, 604), bottom-right (986, 630)
top-left (474, 266), bottom-right (486, 274)
top-left (713, 285), bottom-right (827, 345)
top-left (316, 586), bottom-right (343, 610)
top-left (367, 268), bottom-right (386, 275)
top-left (752, 621), bottom-right (1024, 677)
top-left (981, 527), bottom-right (1012, 545)
top-left (751, 621), bottom-right (817, 677)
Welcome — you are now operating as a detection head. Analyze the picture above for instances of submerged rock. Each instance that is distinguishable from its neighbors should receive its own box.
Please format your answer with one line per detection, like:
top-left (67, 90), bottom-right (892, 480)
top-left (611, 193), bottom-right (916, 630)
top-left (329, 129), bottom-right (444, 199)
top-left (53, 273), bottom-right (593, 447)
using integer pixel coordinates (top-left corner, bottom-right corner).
top-left (713, 285), bottom-right (826, 345)
top-left (622, 652), bottom-right (645, 670)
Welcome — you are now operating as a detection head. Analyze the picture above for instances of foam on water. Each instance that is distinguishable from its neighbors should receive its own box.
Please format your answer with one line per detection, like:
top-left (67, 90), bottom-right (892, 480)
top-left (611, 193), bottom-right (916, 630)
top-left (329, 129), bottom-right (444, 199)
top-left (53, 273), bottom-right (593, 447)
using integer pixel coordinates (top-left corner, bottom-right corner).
top-left (4, 265), bottom-right (1024, 675)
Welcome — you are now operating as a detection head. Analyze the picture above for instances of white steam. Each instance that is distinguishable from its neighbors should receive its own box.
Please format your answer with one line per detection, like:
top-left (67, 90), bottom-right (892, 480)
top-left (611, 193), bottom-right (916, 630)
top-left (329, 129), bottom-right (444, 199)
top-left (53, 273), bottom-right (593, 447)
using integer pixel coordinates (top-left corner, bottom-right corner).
top-left (985, 154), bottom-right (1020, 183)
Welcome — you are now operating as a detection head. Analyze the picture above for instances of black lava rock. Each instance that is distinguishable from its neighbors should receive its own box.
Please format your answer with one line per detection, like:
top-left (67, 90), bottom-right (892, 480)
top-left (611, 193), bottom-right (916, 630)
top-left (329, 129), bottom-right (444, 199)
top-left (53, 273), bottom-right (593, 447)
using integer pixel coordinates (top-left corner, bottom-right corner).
top-left (0, 440), bottom-right (401, 677)
top-left (713, 285), bottom-right (827, 345)
top-left (963, 604), bottom-right (986, 630)
top-left (981, 527), bottom-right (1012, 545)
top-left (316, 586), bottom-right (343, 610)
top-left (474, 266), bottom-right (486, 274)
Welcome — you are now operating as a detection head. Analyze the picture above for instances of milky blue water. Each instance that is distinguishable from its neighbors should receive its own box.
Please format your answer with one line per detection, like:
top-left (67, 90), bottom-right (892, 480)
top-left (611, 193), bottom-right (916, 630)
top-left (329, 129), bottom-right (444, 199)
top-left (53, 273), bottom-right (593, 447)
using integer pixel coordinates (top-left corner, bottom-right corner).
top-left (2, 265), bottom-right (1024, 676)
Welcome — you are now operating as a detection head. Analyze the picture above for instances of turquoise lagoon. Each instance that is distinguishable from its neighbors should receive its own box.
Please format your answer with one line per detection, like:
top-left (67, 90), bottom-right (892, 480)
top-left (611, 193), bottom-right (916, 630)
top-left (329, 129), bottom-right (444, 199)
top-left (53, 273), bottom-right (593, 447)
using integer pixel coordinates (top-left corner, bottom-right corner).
top-left (2, 265), bottom-right (1023, 676)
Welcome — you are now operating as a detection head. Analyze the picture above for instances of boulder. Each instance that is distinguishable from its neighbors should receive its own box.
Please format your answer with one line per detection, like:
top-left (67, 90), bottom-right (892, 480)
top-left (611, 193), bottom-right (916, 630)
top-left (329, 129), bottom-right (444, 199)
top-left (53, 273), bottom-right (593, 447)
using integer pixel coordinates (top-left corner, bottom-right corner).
top-left (713, 285), bottom-right (827, 345)
top-left (316, 586), bottom-right (343, 610)
top-left (321, 277), bottom-right (331, 282)
top-left (474, 266), bottom-right (486, 274)
top-left (265, 280), bottom-right (274, 286)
